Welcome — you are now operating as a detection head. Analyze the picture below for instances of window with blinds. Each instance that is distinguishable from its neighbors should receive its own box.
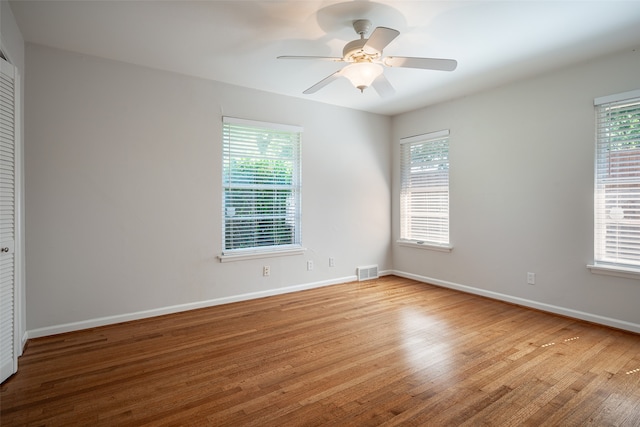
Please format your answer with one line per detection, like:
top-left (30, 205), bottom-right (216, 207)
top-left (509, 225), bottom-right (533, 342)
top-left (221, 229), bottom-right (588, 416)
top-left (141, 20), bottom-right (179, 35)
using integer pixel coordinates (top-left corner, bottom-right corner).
top-left (399, 130), bottom-right (450, 247)
top-left (594, 90), bottom-right (640, 272)
top-left (222, 117), bottom-right (302, 255)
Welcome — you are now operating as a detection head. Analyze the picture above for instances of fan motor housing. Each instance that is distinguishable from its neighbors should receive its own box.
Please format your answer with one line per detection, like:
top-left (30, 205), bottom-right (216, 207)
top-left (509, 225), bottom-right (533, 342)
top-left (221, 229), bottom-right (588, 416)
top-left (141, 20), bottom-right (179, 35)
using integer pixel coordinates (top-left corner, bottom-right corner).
top-left (343, 39), bottom-right (380, 62)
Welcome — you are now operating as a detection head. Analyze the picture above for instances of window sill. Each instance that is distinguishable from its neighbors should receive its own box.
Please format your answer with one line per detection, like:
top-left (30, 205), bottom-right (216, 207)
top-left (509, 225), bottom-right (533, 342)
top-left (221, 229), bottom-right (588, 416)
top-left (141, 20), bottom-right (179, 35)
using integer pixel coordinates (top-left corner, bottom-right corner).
top-left (219, 247), bottom-right (306, 263)
top-left (396, 240), bottom-right (453, 253)
top-left (587, 264), bottom-right (640, 280)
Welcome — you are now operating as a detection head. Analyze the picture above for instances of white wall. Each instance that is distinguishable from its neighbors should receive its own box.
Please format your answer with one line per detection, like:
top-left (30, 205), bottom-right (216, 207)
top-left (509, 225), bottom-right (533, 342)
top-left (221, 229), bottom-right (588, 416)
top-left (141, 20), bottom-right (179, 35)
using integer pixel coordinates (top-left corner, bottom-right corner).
top-left (392, 47), bottom-right (640, 331)
top-left (24, 44), bottom-right (392, 334)
top-left (1, 0), bottom-right (26, 346)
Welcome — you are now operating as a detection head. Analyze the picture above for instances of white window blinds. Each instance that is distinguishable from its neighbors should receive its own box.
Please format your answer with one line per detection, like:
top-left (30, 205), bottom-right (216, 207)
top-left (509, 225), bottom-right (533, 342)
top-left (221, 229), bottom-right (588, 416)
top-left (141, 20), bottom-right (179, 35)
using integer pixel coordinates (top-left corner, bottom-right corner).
top-left (594, 90), bottom-right (640, 271)
top-left (222, 117), bottom-right (302, 255)
top-left (400, 130), bottom-right (450, 245)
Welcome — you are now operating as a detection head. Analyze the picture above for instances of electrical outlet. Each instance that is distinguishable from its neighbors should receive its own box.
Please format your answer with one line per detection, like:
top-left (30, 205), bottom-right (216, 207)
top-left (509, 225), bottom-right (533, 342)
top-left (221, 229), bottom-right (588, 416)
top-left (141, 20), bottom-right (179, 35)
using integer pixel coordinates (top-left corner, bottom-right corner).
top-left (527, 272), bottom-right (535, 285)
top-left (263, 266), bottom-right (270, 277)
top-left (307, 260), bottom-right (314, 271)
top-left (329, 257), bottom-right (335, 267)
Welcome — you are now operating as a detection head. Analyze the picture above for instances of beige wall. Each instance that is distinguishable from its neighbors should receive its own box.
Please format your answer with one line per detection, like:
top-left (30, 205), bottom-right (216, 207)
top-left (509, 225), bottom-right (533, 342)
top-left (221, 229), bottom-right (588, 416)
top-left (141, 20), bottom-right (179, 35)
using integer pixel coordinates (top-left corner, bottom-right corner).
top-left (24, 44), bottom-right (392, 333)
top-left (21, 38), bottom-right (640, 336)
top-left (392, 47), bottom-right (640, 331)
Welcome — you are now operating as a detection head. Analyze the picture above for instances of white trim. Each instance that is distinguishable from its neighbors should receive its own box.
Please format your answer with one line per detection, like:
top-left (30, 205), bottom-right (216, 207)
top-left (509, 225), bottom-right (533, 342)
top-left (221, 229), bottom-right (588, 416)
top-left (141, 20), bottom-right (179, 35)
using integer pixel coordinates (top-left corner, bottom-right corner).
top-left (14, 69), bottom-right (24, 357)
top-left (218, 247), bottom-right (306, 262)
top-left (26, 275), bottom-right (356, 339)
top-left (587, 264), bottom-right (640, 280)
top-left (396, 239), bottom-right (453, 252)
top-left (222, 116), bottom-right (303, 133)
top-left (21, 331), bottom-right (28, 350)
top-left (594, 88), bottom-right (640, 105)
top-left (391, 270), bottom-right (640, 334)
top-left (400, 129), bottom-right (449, 145)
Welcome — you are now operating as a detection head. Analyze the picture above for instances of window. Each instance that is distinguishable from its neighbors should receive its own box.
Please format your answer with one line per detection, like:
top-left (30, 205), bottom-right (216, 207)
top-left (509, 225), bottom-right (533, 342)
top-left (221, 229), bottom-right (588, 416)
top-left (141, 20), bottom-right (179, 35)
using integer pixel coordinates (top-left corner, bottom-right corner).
top-left (221, 117), bottom-right (302, 259)
top-left (592, 90), bottom-right (640, 275)
top-left (399, 130), bottom-right (451, 250)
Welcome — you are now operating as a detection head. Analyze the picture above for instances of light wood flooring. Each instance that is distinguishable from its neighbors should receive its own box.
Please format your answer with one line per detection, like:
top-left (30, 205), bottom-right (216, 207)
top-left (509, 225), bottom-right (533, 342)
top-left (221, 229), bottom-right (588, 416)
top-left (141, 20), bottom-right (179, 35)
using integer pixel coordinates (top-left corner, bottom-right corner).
top-left (1, 276), bottom-right (640, 426)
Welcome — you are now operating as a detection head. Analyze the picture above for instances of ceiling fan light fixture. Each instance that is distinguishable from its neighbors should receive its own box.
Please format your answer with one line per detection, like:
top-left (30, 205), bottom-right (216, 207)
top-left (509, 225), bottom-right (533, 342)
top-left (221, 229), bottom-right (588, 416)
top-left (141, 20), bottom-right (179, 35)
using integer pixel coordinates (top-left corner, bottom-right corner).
top-left (342, 62), bottom-right (383, 92)
top-left (279, 20), bottom-right (456, 96)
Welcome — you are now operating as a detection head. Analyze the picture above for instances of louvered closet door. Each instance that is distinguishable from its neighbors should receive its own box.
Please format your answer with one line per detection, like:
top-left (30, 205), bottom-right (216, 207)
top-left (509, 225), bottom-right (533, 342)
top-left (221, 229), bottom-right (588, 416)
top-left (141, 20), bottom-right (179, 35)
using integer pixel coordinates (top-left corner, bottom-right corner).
top-left (0, 57), bottom-right (17, 383)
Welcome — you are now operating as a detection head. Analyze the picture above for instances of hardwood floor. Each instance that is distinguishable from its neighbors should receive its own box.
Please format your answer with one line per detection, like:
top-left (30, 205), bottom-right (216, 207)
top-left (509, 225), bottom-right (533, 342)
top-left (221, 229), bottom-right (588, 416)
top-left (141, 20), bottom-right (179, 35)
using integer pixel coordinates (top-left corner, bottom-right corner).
top-left (2, 276), bottom-right (639, 426)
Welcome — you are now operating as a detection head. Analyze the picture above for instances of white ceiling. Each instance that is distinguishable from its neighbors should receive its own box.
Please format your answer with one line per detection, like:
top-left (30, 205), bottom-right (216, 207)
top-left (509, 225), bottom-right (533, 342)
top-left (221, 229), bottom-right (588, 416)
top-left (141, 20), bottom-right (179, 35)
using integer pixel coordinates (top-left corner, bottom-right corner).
top-left (9, 0), bottom-right (640, 116)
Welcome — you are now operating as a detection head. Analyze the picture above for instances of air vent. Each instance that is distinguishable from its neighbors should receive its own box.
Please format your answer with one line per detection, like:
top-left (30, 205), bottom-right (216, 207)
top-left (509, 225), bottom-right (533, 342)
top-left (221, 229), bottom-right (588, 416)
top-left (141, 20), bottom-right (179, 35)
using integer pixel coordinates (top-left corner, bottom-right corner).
top-left (357, 265), bottom-right (379, 281)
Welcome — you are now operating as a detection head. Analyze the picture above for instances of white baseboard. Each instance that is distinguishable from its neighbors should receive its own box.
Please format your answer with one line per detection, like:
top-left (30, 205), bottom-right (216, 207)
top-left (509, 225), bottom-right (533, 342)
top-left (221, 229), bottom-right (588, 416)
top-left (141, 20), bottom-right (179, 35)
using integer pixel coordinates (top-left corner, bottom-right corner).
top-left (27, 275), bottom-right (358, 339)
top-left (20, 331), bottom-right (28, 355)
top-left (28, 270), bottom-right (637, 339)
top-left (392, 270), bottom-right (640, 334)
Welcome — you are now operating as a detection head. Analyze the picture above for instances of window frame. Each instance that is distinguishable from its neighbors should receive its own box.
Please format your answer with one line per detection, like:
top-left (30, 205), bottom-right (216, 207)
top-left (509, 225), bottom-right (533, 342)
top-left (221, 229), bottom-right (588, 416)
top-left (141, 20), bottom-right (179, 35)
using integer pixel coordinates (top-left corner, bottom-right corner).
top-left (219, 116), bottom-right (304, 262)
top-left (397, 129), bottom-right (452, 252)
top-left (588, 89), bottom-right (640, 279)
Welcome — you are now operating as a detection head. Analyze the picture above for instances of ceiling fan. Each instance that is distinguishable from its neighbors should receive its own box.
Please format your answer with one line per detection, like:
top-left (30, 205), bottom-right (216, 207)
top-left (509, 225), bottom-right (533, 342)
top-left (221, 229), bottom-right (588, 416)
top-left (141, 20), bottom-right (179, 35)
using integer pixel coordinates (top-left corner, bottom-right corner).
top-left (278, 19), bottom-right (457, 97)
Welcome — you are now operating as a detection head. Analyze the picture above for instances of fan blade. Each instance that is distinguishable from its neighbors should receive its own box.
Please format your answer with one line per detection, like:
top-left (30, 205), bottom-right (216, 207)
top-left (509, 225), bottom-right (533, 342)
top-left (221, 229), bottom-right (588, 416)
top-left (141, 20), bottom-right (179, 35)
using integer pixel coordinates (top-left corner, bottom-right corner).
top-left (278, 56), bottom-right (344, 62)
top-left (303, 70), bottom-right (343, 94)
top-left (371, 73), bottom-right (395, 98)
top-left (384, 56), bottom-right (457, 71)
top-left (363, 27), bottom-right (400, 54)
